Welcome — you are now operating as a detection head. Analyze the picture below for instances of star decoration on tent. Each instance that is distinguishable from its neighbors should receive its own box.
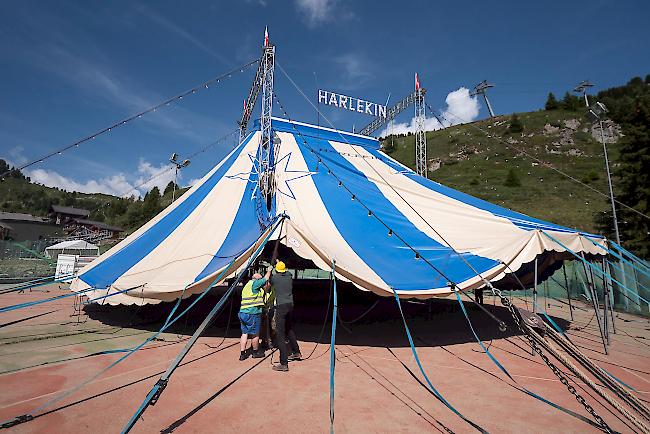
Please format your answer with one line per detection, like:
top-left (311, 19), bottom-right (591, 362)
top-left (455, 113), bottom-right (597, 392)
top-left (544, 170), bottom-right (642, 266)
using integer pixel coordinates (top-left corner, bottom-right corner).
top-left (224, 151), bottom-right (318, 201)
top-left (225, 152), bottom-right (265, 200)
top-left (274, 151), bottom-right (319, 200)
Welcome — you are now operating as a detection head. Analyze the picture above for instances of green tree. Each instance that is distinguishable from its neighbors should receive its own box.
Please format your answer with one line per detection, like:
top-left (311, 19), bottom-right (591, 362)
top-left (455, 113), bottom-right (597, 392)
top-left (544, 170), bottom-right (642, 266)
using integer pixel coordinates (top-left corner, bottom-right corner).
top-left (560, 92), bottom-right (581, 111)
top-left (504, 168), bottom-right (522, 187)
top-left (507, 113), bottom-right (524, 134)
top-left (594, 76), bottom-right (650, 258)
top-left (163, 181), bottom-right (179, 196)
top-left (142, 186), bottom-right (162, 220)
top-left (0, 159), bottom-right (26, 180)
top-left (545, 92), bottom-right (559, 110)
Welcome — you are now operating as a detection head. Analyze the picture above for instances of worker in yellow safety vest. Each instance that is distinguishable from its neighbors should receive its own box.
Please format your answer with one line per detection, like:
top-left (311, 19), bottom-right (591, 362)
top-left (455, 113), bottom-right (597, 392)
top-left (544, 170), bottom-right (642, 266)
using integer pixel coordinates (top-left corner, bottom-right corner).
top-left (238, 269), bottom-right (272, 361)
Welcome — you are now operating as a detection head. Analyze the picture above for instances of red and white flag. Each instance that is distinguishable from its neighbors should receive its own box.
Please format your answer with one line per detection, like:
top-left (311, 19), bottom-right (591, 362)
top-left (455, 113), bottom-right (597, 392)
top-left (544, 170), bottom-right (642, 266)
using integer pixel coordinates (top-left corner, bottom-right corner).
top-left (243, 99), bottom-right (249, 115)
top-left (264, 26), bottom-right (269, 46)
top-left (415, 73), bottom-right (420, 91)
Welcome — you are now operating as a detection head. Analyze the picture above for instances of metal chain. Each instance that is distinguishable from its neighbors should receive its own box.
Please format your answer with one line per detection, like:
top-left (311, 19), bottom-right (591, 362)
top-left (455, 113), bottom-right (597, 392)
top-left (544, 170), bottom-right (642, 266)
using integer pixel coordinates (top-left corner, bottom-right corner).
top-left (487, 284), bottom-right (613, 433)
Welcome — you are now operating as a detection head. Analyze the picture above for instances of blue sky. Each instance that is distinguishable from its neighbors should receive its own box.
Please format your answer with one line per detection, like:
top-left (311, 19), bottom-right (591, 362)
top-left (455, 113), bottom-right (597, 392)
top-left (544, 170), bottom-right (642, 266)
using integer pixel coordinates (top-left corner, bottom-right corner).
top-left (1, 0), bottom-right (649, 196)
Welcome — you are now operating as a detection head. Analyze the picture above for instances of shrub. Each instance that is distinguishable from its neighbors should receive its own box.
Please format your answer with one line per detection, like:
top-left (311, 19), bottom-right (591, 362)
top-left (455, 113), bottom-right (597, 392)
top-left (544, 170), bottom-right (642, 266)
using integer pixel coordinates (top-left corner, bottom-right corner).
top-left (504, 169), bottom-right (522, 187)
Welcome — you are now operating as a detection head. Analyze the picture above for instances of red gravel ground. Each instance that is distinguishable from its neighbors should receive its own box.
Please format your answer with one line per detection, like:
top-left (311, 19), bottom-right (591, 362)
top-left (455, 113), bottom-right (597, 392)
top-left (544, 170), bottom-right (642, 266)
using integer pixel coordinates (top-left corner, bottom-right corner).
top-left (0, 283), bottom-right (648, 433)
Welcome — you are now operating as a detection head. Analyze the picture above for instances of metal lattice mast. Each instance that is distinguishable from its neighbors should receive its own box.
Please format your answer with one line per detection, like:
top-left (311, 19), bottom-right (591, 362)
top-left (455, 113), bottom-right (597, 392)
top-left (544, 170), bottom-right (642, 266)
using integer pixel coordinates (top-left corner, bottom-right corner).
top-left (414, 73), bottom-right (427, 178)
top-left (359, 89), bottom-right (422, 136)
top-left (257, 33), bottom-right (275, 208)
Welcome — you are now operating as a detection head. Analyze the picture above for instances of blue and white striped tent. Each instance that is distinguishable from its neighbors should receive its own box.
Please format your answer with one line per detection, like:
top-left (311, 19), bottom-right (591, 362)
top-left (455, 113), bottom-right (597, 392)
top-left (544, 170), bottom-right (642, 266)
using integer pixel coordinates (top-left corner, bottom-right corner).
top-left (71, 117), bottom-right (606, 305)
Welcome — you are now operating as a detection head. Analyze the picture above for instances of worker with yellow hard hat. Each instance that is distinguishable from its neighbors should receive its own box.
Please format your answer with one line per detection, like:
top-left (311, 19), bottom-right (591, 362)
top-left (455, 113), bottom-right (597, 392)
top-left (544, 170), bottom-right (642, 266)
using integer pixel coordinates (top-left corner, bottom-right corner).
top-left (269, 259), bottom-right (301, 372)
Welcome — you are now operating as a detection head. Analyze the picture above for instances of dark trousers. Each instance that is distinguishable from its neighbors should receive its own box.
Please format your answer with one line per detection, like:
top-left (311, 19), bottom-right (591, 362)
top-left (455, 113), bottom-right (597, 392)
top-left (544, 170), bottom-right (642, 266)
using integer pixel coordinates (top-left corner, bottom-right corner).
top-left (260, 306), bottom-right (275, 348)
top-left (475, 287), bottom-right (484, 305)
top-left (275, 303), bottom-right (300, 365)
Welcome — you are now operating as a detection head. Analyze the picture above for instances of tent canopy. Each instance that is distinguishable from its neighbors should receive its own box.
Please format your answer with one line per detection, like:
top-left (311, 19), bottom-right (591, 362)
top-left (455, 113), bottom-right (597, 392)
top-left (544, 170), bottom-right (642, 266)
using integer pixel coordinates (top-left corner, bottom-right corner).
top-left (71, 118), bottom-right (605, 305)
top-left (46, 240), bottom-right (99, 258)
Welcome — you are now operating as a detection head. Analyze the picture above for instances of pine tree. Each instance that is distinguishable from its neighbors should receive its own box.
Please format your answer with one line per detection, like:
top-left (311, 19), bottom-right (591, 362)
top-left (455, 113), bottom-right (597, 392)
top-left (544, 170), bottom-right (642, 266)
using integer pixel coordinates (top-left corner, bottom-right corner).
top-left (545, 92), bottom-right (559, 110)
top-left (594, 76), bottom-right (650, 258)
top-left (507, 113), bottom-right (524, 134)
top-left (163, 181), bottom-right (178, 196)
top-left (142, 186), bottom-right (162, 220)
top-left (504, 168), bottom-right (522, 187)
top-left (560, 92), bottom-right (581, 111)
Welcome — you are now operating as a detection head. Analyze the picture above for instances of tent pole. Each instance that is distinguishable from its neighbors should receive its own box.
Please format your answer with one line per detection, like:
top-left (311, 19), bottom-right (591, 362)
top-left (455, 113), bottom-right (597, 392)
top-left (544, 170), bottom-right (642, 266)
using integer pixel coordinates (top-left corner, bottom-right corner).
top-left (581, 253), bottom-right (608, 354)
top-left (562, 263), bottom-right (574, 321)
top-left (604, 260), bottom-right (617, 334)
top-left (602, 260), bottom-right (610, 345)
top-left (533, 257), bottom-right (538, 313)
top-left (544, 279), bottom-right (549, 314)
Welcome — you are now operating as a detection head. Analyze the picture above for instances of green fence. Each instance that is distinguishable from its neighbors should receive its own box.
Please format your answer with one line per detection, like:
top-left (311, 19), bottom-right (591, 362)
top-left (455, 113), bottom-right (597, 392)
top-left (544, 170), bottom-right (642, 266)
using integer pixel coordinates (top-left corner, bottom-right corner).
top-left (509, 260), bottom-right (649, 318)
top-left (0, 240), bottom-right (56, 281)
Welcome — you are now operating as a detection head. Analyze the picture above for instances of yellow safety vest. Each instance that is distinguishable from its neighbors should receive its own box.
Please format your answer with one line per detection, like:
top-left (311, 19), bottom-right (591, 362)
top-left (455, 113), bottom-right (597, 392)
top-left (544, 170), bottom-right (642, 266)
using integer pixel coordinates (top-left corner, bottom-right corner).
top-left (240, 279), bottom-right (265, 310)
top-left (264, 286), bottom-right (276, 308)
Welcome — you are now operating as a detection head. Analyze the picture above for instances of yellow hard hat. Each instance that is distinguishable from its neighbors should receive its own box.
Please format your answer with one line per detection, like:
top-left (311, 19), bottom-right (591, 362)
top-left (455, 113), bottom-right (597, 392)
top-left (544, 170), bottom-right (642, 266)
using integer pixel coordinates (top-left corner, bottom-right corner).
top-left (275, 261), bottom-right (286, 272)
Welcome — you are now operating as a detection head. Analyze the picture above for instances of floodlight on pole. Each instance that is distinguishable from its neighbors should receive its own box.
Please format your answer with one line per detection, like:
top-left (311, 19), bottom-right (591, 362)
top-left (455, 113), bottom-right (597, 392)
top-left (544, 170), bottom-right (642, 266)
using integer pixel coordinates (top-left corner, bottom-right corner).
top-left (586, 102), bottom-right (620, 246)
top-left (169, 153), bottom-right (191, 201)
top-left (586, 101), bottom-right (634, 308)
top-left (470, 80), bottom-right (496, 117)
top-left (574, 80), bottom-right (594, 107)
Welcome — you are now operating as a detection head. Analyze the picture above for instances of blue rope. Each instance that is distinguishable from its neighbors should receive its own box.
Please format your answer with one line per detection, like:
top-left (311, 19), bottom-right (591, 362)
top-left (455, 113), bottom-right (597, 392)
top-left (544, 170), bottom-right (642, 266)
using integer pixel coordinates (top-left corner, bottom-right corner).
top-left (391, 290), bottom-right (487, 433)
top-left (329, 261), bottom-right (337, 434)
top-left (0, 274), bottom-right (75, 295)
top-left (606, 259), bottom-right (650, 294)
top-left (0, 287), bottom-right (97, 313)
top-left (582, 236), bottom-right (650, 281)
top-left (0, 283), bottom-right (146, 314)
top-left (542, 231), bottom-right (650, 306)
top-left (453, 291), bottom-right (603, 428)
top-left (0, 275), bottom-right (57, 293)
top-left (610, 241), bottom-right (650, 272)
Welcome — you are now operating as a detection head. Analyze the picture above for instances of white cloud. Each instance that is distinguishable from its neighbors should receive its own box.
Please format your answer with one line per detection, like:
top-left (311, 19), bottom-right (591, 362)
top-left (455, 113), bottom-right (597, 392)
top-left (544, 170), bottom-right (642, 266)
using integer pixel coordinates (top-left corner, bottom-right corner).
top-left (26, 159), bottom-right (178, 198)
top-left (5, 146), bottom-right (28, 167)
top-left (134, 160), bottom-right (177, 193)
top-left (28, 169), bottom-right (136, 197)
top-left (187, 177), bottom-right (202, 187)
top-left (379, 87), bottom-right (480, 136)
top-left (443, 87), bottom-right (481, 125)
top-left (295, 0), bottom-right (337, 26)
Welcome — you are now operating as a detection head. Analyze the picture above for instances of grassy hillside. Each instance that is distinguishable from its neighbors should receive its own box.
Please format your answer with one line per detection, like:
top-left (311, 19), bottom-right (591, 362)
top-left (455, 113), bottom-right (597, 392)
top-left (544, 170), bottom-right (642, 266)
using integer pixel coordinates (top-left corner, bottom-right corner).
top-left (0, 174), bottom-right (189, 235)
top-left (382, 109), bottom-right (620, 233)
top-left (2, 109), bottom-right (616, 236)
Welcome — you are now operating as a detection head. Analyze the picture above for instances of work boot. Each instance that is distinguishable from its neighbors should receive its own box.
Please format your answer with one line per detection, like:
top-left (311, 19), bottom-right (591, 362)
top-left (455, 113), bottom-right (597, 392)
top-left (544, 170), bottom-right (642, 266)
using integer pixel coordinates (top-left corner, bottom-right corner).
top-left (251, 349), bottom-right (265, 359)
top-left (287, 352), bottom-right (302, 361)
top-left (239, 349), bottom-right (251, 361)
top-left (272, 363), bottom-right (289, 372)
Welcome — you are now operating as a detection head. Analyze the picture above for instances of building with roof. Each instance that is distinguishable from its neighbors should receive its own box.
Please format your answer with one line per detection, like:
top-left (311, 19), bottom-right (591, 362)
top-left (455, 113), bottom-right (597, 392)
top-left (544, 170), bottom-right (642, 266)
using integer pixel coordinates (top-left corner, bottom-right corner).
top-left (48, 205), bottom-right (91, 225)
top-left (63, 219), bottom-right (124, 242)
top-left (0, 212), bottom-right (63, 241)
